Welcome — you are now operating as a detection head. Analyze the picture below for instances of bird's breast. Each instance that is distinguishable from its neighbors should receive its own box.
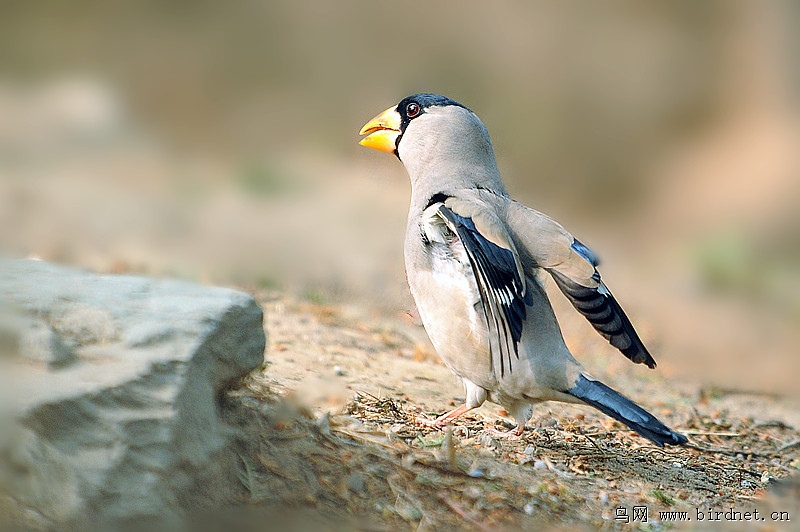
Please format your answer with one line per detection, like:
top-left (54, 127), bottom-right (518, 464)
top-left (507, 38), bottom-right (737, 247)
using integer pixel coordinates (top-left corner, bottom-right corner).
top-left (405, 213), bottom-right (493, 387)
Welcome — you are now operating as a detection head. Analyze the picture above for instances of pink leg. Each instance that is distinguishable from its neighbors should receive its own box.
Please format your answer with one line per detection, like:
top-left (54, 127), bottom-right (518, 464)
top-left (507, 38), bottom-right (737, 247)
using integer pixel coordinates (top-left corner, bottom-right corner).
top-left (416, 403), bottom-right (473, 428)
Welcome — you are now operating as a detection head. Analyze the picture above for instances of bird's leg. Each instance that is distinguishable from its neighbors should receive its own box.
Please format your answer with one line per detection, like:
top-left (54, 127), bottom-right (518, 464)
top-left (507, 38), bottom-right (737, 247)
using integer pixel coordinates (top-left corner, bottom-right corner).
top-left (416, 403), bottom-right (473, 429)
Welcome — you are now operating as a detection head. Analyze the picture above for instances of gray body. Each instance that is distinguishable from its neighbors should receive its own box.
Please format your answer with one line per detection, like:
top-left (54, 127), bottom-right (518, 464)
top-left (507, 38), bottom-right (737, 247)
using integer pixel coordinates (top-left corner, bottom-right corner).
top-left (402, 106), bottom-right (581, 427)
top-left (372, 95), bottom-right (685, 446)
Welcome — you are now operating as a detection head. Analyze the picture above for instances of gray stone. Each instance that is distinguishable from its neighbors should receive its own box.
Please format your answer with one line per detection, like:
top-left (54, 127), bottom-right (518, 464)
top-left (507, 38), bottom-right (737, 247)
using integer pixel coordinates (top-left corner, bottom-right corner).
top-left (0, 259), bottom-right (266, 528)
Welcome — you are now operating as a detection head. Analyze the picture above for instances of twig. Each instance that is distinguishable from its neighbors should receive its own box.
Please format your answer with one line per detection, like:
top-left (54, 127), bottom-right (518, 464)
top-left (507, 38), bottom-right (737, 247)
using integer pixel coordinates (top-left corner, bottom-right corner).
top-left (703, 386), bottom-right (786, 400)
top-left (753, 420), bottom-right (794, 430)
top-left (333, 426), bottom-right (405, 452)
top-left (683, 442), bottom-right (775, 458)
top-left (723, 467), bottom-right (761, 479)
top-left (580, 432), bottom-right (609, 456)
top-left (688, 402), bottom-right (704, 424)
top-left (776, 439), bottom-right (800, 453)
top-left (354, 390), bottom-right (381, 401)
top-left (438, 493), bottom-right (492, 532)
top-left (642, 446), bottom-right (682, 459)
top-left (442, 426), bottom-right (457, 469)
top-left (680, 430), bottom-right (742, 437)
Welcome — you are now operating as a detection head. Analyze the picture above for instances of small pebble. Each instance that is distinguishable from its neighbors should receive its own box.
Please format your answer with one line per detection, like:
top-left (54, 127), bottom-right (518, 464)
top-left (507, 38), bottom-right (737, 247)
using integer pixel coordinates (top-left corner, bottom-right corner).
top-left (523, 445), bottom-right (536, 456)
top-left (533, 460), bottom-right (547, 470)
top-left (523, 502), bottom-right (536, 515)
top-left (477, 434), bottom-right (500, 449)
top-left (346, 474), bottom-right (366, 494)
top-left (761, 472), bottom-right (777, 485)
top-left (333, 365), bottom-right (345, 376)
top-left (468, 468), bottom-right (485, 478)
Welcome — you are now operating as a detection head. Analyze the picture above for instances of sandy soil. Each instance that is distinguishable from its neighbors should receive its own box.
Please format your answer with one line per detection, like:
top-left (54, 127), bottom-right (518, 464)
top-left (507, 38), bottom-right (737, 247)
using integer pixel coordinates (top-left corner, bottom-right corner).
top-left (216, 291), bottom-right (800, 530)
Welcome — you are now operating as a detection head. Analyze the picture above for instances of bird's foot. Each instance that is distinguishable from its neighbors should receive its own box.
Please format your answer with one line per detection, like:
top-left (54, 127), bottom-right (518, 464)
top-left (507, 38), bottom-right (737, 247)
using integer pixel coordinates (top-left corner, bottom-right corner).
top-left (415, 403), bottom-right (472, 430)
top-left (483, 424), bottom-right (526, 439)
top-left (414, 416), bottom-right (446, 429)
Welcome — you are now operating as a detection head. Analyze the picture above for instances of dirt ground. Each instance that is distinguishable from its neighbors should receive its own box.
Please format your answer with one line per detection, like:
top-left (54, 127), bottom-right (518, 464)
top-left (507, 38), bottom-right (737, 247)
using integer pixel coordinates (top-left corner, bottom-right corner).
top-left (211, 292), bottom-right (800, 531)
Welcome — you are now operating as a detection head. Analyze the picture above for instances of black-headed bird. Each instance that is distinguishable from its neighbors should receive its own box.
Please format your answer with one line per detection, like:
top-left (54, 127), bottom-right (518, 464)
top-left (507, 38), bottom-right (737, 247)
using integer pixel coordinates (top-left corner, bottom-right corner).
top-left (359, 94), bottom-right (687, 446)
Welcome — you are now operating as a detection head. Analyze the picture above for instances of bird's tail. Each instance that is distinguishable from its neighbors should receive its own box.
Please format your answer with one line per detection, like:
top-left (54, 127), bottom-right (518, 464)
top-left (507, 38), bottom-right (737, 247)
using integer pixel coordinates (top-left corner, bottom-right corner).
top-left (567, 374), bottom-right (687, 447)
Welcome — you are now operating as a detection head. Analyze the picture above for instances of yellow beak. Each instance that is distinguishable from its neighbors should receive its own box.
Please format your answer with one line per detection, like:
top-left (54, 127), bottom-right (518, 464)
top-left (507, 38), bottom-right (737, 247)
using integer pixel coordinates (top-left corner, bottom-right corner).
top-left (358, 105), bottom-right (401, 153)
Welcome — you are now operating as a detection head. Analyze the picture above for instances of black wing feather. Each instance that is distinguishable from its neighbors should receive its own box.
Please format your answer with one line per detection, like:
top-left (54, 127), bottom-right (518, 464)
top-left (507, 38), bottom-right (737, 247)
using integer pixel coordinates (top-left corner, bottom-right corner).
top-left (437, 206), bottom-right (530, 377)
top-left (548, 240), bottom-right (657, 368)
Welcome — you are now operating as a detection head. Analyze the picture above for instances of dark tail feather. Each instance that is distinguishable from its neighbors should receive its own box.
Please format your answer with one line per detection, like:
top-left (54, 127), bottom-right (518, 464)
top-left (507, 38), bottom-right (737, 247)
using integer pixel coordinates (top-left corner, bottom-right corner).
top-left (567, 374), bottom-right (687, 447)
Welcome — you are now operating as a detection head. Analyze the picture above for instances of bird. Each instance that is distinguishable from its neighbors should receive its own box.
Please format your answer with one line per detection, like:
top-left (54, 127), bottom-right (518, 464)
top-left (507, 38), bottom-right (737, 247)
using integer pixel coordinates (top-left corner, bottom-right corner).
top-left (358, 93), bottom-right (687, 447)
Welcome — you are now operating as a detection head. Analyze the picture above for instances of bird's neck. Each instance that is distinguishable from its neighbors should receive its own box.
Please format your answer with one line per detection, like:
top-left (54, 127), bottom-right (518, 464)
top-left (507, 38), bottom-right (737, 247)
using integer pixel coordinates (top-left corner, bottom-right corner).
top-left (403, 141), bottom-right (507, 213)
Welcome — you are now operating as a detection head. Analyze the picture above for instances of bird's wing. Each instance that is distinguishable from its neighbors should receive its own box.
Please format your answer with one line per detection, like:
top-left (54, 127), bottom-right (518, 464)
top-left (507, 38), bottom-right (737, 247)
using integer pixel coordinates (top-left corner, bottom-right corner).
top-left (504, 200), bottom-right (657, 368)
top-left (434, 196), bottom-right (531, 378)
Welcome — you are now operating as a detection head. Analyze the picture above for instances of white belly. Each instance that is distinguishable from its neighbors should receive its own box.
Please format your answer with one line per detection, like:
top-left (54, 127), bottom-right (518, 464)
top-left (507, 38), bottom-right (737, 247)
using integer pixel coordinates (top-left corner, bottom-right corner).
top-left (405, 217), bottom-right (496, 390)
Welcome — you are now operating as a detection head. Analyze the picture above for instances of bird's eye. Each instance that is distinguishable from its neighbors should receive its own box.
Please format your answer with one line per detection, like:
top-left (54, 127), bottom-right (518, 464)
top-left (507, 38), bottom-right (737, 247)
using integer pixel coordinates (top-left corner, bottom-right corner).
top-left (406, 102), bottom-right (421, 118)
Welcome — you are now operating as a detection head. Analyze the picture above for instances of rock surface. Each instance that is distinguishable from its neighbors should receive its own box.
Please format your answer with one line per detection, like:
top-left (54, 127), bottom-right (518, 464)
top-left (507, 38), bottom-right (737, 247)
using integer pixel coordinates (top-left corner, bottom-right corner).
top-left (0, 259), bottom-right (266, 529)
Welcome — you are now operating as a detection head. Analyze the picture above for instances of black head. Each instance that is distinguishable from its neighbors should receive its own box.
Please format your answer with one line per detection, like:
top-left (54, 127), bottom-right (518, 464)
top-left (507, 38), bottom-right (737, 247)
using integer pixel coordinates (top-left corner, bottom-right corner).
top-left (396, 94), bottom-right (468, 136)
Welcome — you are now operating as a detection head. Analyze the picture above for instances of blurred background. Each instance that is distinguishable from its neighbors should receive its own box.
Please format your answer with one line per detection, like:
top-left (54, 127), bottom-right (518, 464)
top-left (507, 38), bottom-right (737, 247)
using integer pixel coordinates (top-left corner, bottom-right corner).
top-left (0, 1), bottom-right (798, 399)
